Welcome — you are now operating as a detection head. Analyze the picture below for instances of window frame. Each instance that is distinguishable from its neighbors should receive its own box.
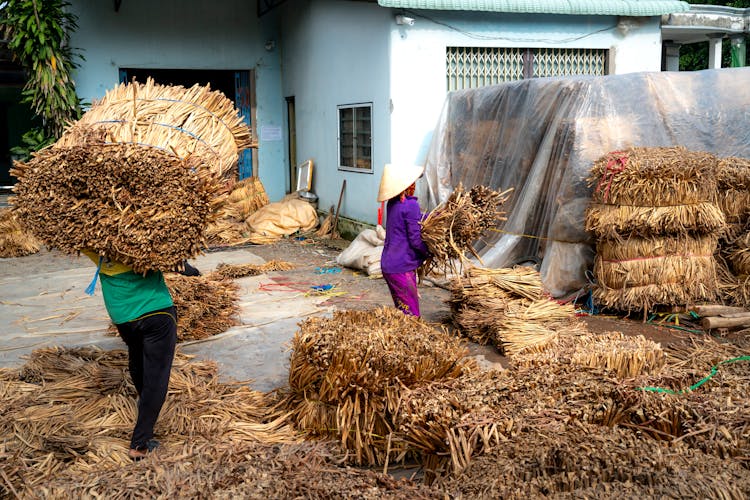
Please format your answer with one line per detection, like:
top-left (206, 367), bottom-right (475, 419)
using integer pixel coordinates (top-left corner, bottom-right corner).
top-left (337, 102), bottom-right (373, 174)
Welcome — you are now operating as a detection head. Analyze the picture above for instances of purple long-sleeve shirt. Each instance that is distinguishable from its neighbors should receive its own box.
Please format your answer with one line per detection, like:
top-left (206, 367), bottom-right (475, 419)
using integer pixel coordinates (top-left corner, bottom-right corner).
top-left (381, 196), bottom-right (429, 274)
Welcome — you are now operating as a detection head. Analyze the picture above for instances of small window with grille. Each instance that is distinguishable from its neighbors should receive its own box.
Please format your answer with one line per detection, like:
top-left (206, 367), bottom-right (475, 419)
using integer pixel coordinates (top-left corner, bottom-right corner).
top-left (338, 103), bottom-right (372, 173)
top-left (447, 47), bottom-right (608, 91)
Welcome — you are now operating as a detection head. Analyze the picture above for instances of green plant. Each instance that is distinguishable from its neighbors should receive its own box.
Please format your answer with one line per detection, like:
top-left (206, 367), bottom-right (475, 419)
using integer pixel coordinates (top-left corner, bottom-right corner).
top-left (1, 0), bottom-right (82, 141)
top-left (9, 127), bottom-right (56, 161)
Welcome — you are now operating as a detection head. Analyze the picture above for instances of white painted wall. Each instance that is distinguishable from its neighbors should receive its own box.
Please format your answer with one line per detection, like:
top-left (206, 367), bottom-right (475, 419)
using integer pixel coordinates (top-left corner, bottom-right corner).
top-left (280, 1), bottom-right (391, 224)
top-left (67, 0), bottom-right (288, 201)
top-left (388, 11), bottom-right (664, 178)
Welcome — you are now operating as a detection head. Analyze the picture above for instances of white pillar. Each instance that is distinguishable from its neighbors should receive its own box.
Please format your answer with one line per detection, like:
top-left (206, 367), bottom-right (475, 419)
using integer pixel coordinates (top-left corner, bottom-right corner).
top-left (664, 42), bottom-right (681, 72)
top-left (708, 34), bottom-right (724, 69)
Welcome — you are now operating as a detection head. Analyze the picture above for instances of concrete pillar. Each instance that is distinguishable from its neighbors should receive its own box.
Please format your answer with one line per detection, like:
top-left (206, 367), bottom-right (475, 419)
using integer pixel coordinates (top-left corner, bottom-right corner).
top-left (664, 42), bottom-right (681, 71)
top-left (730, 34), bottom-right (747, 67)
top-left (707, 33), bottom-right (724, 69)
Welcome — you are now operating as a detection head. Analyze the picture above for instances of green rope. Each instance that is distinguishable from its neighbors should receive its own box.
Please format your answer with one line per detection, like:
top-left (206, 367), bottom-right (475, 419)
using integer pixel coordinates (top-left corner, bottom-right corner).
top-left (638, 356), bottom-right (750, 395)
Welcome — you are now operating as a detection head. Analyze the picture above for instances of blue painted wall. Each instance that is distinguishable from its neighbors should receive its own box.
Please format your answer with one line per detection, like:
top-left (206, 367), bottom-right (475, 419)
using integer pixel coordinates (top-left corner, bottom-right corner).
top-left (67, 0), bottom-right (288, 202)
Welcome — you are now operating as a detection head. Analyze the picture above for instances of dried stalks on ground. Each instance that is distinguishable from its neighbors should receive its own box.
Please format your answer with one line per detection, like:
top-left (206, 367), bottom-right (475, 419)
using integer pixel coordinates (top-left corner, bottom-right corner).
top-left (214, 260), bottom-right (295, 280)
top-left (0, 207), bottom-right (40, 257)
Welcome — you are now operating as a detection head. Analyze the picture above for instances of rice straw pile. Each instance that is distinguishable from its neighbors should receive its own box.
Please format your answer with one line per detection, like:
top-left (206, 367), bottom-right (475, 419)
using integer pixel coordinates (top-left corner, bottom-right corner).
top-left (11, 78), bottom-right (252, 273)
top-left (715, 156), bottom-right (750, 227)
top-left (206, 176), bottom-right (270, 246)
top-left (420, 184), bottom-right (512, 274)
top-left (164, 272), bottom-right (241, 341)
top-left (449, 266), bottom-right (583, 355)
top-left (0, 207), bottom-right (40, 257)
top-left (0, 346), bottom-right (298, 495)
top-left (284, 307), bottom-right (472, 466)
top-left (213, 259), bottom-right (295, 279)
top-left (585, 147), bottom-right (723, 312)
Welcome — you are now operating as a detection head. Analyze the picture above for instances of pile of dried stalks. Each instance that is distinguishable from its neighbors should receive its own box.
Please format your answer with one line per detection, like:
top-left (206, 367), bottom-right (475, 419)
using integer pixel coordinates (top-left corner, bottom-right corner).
top-left (570, 331), bottom-right (665, 378)
top-left (716, 156), bottom-right (750, 225)
top-left (586, 147), bottom-right (723, 312)
top-left (164, 272), bottom-right (241, 341)
top-left (207, 176), bottom-right (269, 247)
top-left (11, 79), bottom-right (252, 273)
top-left (0, 207), bottom-right (39, 258)
top-left (214, 259), bottom-right (295, 279)
top-left (420, 184), bottom-right (512, 274)
top-left (449, 266), bottom-right (582, 354)
top-left (0, 346), bottom-right (297, 496)
top-left (284, 307), bottom-right (472, 466)
top-left (434, 419), bottom-right (750, 499)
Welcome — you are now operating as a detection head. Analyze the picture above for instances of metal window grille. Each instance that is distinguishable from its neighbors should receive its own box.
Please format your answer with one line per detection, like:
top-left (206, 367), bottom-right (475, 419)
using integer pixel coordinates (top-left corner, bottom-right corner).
top-left (447, 47), bottom-right (608, 90)
top-left (447, 47), bottom-right (524, 91)
top-left (533, 48), bottom-right (607, 78)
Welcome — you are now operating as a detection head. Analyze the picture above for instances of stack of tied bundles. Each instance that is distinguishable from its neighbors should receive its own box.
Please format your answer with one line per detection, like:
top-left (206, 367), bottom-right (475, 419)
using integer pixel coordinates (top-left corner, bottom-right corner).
top-left (11, 78), bottom-right (253, 273)
top-left (716, 157), bottom-right (750, 274)
top-left (586, 147), bottom-right (724, 312)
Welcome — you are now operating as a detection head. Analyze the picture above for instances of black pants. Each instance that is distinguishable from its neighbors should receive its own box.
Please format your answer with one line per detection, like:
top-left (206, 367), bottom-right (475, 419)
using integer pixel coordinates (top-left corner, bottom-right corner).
top-left (115, 306), bottom-right (177, 450)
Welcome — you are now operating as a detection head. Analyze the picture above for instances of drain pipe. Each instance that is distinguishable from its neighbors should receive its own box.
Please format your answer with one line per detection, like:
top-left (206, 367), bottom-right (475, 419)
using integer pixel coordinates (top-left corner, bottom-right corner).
top-left (730, 34), bottom-right (747, 67)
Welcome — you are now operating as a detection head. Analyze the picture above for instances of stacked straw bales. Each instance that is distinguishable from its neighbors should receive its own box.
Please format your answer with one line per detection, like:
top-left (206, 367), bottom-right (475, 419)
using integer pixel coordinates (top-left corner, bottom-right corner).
top-left (11, 78), bottom-right (252, 273)
top-left (586, 147), bottom-right (724, 312)
top-left (0, 207), bottom-right (40, 257)
top-left (449, 265), bottom-right (583, 355)
top-left (285, 307), bottom-right (472, 466)
top-left (420, 183), bottom-right (512, 274)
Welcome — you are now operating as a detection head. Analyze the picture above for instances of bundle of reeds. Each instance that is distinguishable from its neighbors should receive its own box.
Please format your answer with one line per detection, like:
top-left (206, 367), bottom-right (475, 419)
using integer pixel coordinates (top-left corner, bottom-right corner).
top-left (715, 156), bottom-right (750, 224)
top-left (570, 332), bottom-right (665, 378)
top-left (11, 79), bottom-right (252, 272)
top-left (592, 235), bottom-right (719, 312)
top-left (206, 177), bottom-right (270, 246)
top-left (449, 266), bottom-right (582, 355)
top-left (716, 255), bottom-right (750, 307)
top-left (0, 206), bottom-right (40, 257)
top-left (165, 272), bottom-right (241, 341)
top-left (420, 184), bottom-right (512, 274)
top-left (586, 147), bottom-right (724, 313)
top-left (285, 307), bottom-right (471, 466)
top-left (0, 346), bottom-right (296, 494)
top-left (213, 259), bottom-right (295, 279)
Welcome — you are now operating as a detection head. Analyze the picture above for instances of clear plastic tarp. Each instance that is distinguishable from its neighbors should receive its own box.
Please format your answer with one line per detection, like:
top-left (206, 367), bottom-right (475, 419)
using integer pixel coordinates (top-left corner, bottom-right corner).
top-left (420, 68), bottom-right (750, 298)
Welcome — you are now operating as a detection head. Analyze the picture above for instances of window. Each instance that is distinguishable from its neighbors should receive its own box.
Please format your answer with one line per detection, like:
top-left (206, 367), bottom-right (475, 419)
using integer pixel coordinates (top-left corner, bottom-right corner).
top-left (338, 103), bottom-right (372, 172)
top-left (447, 47), bottom-right (609, 91)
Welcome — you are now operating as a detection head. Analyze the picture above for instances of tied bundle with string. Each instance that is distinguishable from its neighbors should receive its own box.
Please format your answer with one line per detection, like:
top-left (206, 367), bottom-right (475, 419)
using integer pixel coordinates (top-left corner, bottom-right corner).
top-left (585, 147), bottom-right (724, 313)
top-left (11, 78), bottom-right (253, 273)
top-left (420, 184), bottom-right (512, 275)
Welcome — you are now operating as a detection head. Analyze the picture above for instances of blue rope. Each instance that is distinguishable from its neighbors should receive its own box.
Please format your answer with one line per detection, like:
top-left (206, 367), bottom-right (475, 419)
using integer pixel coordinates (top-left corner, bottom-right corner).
top-left (85, 256), bottom-right (103, 296)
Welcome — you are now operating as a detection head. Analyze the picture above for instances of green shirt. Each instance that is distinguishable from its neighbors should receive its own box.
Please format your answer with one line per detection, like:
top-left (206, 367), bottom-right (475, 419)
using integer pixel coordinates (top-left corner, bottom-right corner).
top-left (84, 251), bottom-right (173, 324)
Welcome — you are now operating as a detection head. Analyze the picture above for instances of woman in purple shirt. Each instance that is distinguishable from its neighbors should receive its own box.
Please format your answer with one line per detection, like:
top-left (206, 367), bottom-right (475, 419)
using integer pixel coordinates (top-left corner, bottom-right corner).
top-left (377, 163), bottom-right (430, 316)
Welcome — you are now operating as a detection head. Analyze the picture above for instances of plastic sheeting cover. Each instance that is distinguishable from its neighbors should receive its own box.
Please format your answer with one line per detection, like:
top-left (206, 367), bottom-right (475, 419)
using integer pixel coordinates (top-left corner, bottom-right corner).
top-left (420, 68), bottom-right (750, 298)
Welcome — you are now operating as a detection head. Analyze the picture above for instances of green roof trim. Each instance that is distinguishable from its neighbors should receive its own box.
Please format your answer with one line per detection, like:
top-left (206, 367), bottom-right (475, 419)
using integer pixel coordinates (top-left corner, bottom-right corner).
top-left (377, 0), bottom-right (690, 16)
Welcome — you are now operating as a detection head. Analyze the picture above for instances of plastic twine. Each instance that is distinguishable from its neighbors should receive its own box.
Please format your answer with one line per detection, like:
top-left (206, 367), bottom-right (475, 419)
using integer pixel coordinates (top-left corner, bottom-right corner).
top-left (637, 356), bottom-right (750, 395)
top-left (594, 150), bottom-right (628, 203)
top-left (85, 256), bottom-right (103, 296)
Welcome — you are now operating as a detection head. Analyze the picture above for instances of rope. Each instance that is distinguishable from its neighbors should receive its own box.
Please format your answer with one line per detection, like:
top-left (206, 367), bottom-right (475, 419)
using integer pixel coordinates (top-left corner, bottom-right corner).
top-left (594, 150), bottom-right (628, 203)
top-left (637, 356), bottom-right (750, 394)
top-left (94, 119), bottom-right (221, 159)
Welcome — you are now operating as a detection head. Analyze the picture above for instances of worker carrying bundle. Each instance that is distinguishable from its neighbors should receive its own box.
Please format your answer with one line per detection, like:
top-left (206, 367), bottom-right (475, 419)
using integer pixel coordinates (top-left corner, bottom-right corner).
top-left (11, 78), bottom-right (253, 273)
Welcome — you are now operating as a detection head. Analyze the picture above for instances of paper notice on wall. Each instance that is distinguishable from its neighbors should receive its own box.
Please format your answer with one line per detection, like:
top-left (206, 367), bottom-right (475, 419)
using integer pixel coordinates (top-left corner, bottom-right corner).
top-left (260, 126), bottom-right (282, 142)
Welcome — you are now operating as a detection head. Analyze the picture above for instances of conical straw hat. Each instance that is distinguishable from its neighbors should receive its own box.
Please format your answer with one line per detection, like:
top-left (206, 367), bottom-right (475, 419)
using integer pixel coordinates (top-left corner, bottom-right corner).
top-left (377, 163), bottom-right (425, 202)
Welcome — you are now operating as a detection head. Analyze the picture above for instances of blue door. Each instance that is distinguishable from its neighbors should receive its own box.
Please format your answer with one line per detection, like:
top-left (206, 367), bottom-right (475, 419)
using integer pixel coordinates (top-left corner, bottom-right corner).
top-left (234, 70), bottom-right (255, 180)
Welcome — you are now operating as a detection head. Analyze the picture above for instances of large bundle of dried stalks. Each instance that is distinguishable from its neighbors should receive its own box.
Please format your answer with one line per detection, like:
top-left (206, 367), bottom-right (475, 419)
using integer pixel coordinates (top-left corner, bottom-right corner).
top-left (449, 266), bottom-right (582, 355)
top-left (421, 184), bottom-right (512, 274)
top-left (11, 79), bottom-right (252, 272)
top-left (285, 307), bottom-right (472, 466)
top-left (57, 78), bottom-right (253, 179)
top-left (0, 207), bottom-right (40, 257)
top-left (12, 141), bottom-right (216, 273)
top-left (0, 347), bottom-right (297, 495)
top-left (716, 156), bottom-right (750, 224)
top-left (214, 259), bottom-right (295, 279)
top-left (593, 236), bottom-right (718, 312)
top-left (164, 272), bottom-right (241, 341)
